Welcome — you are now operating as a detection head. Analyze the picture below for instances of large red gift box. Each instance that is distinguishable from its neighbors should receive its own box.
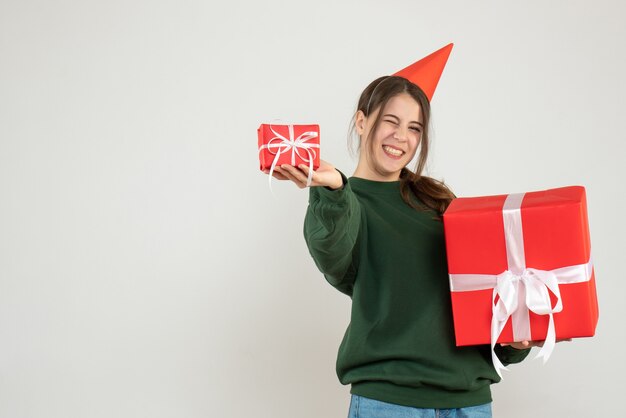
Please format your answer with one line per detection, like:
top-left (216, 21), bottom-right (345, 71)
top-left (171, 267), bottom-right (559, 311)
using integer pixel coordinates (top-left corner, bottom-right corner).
top-left (258, 124), bottom-right (320, 172)
top-left (443, 186), bottom-right (598, 349)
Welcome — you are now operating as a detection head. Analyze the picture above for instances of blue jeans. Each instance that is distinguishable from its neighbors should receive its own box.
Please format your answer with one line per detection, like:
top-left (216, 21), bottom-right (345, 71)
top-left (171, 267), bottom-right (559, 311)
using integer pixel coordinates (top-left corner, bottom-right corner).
top-left (348, 395), bottom-right (492, 418)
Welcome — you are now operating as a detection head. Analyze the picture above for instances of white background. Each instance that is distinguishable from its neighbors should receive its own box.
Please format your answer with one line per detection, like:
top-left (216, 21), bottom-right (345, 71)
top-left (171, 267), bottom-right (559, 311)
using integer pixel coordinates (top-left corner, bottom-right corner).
top-left (1, 1), bottom-right (625, 417)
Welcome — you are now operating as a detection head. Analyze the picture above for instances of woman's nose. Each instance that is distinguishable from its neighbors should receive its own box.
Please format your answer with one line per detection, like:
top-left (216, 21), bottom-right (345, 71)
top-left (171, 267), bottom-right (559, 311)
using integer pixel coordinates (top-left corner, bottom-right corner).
top-left (393, 126), bottom-right (408, 141)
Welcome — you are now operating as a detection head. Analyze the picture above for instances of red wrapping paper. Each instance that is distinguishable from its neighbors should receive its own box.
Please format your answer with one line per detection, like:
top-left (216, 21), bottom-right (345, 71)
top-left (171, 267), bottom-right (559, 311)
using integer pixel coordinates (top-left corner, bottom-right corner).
top-left (443, 186), bottom-right (599, 346)
top-left (258, 124), bottom-right (320, 171)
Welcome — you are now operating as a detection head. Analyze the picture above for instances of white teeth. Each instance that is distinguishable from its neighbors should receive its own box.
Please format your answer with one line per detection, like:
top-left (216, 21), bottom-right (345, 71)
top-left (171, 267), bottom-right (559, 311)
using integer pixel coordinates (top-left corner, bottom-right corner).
top-left (383, 145), bottom-right (403, 156)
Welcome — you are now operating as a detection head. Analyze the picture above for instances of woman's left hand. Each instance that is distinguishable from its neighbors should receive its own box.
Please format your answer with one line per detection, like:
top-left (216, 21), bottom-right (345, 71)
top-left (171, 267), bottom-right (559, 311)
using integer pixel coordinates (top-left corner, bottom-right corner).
top-left (500, 339), bottom-right (572, 350)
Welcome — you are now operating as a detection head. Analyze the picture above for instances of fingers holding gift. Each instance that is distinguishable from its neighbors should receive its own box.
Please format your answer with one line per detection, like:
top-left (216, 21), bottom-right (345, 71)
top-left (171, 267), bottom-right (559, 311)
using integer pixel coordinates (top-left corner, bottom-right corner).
top-left (500, 340), bottom-right (542, 349)
top-left (278, 165), bottom-right (309, 188)
top-left (299, 162), bottom-right (343, 189)
top-left (263, 168), bottom-right (289, 181)
top-left (500, 339), bottom-right (572, 350)
top-left (270, 163), bottom-right (340, 189)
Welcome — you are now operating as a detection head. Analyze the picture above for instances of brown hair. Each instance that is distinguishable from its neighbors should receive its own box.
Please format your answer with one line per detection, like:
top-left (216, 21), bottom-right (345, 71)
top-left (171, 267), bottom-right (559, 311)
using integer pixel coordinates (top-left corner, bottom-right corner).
top-left (350, 76), bottom-right (455, 215)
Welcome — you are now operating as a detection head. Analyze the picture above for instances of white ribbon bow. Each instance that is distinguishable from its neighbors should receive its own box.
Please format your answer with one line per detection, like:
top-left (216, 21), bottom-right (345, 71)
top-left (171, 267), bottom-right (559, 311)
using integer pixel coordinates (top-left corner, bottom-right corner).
top-left (490, 268), bottom-right (563, 374)
top-left (258, 124), bottom-right (319, 190)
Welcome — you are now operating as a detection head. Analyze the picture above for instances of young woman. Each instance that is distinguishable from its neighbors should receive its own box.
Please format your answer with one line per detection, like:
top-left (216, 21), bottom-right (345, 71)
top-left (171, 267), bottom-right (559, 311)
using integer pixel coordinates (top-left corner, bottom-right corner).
top-left (266, 47), bottom-right (536, 418)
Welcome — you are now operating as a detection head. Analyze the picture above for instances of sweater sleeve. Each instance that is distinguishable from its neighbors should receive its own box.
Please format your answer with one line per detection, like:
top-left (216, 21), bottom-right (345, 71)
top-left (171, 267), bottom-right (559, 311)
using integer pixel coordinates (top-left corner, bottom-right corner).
top-left (303, 172), bottom-right (361, 296)
top-left (494, 344), bottom-right (532, 366)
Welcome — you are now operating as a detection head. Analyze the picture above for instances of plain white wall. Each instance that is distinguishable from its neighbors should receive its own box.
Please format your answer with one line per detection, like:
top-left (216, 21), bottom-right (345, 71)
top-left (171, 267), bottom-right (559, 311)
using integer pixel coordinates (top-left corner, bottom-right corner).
top-left (1, 0), bottom-right (624, 417)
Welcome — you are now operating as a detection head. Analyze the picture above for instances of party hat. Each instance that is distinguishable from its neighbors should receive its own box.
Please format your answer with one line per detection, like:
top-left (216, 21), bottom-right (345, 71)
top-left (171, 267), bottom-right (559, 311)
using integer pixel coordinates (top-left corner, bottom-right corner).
top-left (393, 43), bottom-right (454, 101)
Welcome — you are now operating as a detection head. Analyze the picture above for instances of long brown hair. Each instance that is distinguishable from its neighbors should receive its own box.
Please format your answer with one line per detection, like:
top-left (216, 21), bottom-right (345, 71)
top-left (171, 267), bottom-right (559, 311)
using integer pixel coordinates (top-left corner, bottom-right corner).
top-left (350, 76), bottom-right (455, 215)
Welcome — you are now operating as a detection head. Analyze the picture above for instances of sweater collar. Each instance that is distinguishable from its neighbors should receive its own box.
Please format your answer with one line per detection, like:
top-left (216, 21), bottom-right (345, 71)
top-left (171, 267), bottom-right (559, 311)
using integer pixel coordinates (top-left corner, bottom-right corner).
top-left (349, 176), bottom-right (402, 195)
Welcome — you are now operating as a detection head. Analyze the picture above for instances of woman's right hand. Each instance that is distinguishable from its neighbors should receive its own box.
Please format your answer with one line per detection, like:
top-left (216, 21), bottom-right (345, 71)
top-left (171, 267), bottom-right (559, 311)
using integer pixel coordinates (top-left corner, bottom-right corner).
top-left (263, 159), bottom-right (343, 190)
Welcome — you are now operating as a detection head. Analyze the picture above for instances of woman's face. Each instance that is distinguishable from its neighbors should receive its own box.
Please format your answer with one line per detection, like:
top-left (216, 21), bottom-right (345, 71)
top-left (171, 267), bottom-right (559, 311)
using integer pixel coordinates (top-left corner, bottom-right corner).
top-left (355, 92), bottom-right (423, 181)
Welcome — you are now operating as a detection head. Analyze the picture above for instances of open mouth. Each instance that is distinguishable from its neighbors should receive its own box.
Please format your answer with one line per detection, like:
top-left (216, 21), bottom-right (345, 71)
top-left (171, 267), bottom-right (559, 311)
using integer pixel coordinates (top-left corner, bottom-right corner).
top-left (382, 145), bottom-right (404, 158)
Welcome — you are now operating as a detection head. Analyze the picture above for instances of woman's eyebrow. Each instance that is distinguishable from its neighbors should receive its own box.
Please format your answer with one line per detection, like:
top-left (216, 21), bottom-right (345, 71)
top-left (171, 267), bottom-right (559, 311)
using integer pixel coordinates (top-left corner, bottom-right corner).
top-left (383, 113), bottom-right (423, 127)
top-left (383, 114), bottom-right (400, 122)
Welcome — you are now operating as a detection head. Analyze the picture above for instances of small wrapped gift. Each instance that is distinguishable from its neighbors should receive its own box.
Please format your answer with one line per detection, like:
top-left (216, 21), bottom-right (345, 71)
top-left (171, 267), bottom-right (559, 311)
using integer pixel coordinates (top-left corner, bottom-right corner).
top-left (258, 124), bottom-right (320, 175)
top-left (443, 186), bottom-right (598, 375)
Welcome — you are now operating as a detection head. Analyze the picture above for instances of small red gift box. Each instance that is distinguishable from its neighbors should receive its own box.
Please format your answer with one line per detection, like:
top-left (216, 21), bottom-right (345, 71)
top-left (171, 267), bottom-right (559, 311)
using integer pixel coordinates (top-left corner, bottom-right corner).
top-left (443, 186), bottom-right (598, 355)
top-left (258, 124), bottom-right (320, 172)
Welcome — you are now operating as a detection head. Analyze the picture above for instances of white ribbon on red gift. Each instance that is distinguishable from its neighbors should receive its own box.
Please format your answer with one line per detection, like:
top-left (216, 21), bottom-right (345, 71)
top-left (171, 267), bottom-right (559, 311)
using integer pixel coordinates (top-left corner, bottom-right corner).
top-left (449, 193), bottom-right (594, 377)
top-left (258, 124), bottom-right (319, 189)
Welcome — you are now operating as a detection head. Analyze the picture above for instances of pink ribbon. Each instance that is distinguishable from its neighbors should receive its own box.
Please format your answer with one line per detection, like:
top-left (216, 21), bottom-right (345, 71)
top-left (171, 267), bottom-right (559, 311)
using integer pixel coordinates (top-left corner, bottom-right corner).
top-left (449, 193), bottom-right (593, 377)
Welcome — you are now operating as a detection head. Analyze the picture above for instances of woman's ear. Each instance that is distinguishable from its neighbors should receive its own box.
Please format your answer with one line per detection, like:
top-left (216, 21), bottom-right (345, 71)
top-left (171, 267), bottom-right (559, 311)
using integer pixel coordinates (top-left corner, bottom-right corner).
top-left (355, 110), bottom-right (366, 136)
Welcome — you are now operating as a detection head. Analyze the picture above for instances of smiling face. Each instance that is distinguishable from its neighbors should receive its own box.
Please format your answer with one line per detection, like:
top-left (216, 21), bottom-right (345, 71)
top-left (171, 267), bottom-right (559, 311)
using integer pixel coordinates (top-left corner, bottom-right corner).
top-left (354, 92), bottom-right (423, 181)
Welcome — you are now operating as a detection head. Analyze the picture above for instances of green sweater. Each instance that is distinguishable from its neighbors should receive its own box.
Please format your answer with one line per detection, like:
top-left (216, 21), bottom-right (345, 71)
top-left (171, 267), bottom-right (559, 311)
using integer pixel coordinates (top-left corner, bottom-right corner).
top-left (303, 175), bottom-right (530, 409)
